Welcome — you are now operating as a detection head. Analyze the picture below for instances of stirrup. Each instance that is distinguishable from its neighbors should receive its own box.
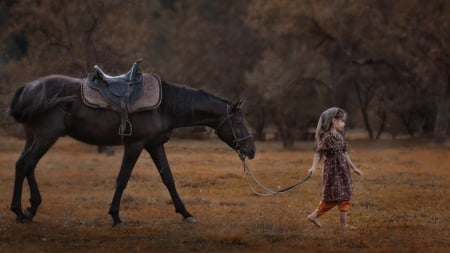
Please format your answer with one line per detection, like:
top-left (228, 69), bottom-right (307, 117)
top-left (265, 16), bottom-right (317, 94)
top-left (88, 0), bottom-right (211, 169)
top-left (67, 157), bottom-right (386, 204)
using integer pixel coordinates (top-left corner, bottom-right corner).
top-left (119, 119), bottom-right (133, 136)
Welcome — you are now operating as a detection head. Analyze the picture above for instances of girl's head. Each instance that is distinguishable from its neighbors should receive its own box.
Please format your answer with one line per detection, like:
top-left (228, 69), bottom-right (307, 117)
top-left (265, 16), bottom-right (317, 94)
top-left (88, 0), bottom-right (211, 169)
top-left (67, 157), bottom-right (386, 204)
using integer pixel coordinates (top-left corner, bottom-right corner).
top-left (314, 107), bottom-right (347, 143)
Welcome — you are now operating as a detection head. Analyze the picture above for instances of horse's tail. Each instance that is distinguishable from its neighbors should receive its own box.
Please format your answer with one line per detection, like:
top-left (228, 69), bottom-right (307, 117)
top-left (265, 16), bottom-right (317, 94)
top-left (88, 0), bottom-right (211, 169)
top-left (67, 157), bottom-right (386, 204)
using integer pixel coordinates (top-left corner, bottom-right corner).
top-left (9, 79), bottom-right (75, 123)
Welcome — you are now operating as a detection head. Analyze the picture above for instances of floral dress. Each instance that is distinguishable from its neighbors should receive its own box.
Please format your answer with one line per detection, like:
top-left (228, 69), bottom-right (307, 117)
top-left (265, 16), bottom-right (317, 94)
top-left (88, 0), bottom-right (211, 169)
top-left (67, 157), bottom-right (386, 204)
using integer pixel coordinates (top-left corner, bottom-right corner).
top-left (317, 131), bottom-right (353, 202)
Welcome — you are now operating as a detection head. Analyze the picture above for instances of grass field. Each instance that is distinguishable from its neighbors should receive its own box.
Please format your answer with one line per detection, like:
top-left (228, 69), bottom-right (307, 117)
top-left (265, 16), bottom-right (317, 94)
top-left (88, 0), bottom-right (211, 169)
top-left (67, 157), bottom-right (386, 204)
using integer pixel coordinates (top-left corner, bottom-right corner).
top-left (0, 136), bottom-right (449, 252)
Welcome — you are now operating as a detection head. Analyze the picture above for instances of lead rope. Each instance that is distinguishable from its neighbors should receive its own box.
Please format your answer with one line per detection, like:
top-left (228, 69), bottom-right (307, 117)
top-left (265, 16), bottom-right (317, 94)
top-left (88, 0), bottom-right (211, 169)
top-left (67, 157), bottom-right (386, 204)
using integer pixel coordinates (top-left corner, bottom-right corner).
top-left (239, 155), bottom-right (312, 196)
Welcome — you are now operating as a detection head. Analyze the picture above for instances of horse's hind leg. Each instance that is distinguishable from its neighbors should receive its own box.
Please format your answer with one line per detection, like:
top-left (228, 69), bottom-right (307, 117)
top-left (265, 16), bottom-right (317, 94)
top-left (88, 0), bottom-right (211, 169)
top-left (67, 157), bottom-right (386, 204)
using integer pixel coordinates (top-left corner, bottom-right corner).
top-left (11, 131), bottom-right (59, 223)
top-left (10, 135), bottom-right (33, 221)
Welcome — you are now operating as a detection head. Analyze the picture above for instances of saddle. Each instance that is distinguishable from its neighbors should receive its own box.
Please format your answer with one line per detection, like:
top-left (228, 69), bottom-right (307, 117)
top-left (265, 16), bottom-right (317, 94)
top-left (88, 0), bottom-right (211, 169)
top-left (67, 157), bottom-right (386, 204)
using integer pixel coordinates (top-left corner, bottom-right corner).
top-left (81, 60), bottom-right (162, 137)
top-left (91, 59), bottom-right (143, 110)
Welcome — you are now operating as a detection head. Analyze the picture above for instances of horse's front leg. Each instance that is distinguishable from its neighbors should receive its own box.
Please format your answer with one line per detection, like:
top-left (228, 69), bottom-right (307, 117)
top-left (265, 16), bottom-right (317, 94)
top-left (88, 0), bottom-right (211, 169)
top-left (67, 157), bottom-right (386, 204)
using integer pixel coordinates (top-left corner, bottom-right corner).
top-left (108, 142), bottom-right (143, 226)
top-left (146, 144), bottom-right (196, 223)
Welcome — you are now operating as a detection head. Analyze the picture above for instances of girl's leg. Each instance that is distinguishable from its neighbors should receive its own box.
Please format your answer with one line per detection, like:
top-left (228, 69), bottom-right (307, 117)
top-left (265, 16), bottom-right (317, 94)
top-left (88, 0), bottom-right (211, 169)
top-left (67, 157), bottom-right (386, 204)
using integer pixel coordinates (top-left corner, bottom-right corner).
top-left (339, 211), bottom-right (347, 227)
top-left (307, 200), bottom-right (336, 228)
top-left (307, 210), bottom-right (321, 227)
top-left (338, 200), bottom-right (355, 229)
top-left (339, 211), bottom-right (355, 229)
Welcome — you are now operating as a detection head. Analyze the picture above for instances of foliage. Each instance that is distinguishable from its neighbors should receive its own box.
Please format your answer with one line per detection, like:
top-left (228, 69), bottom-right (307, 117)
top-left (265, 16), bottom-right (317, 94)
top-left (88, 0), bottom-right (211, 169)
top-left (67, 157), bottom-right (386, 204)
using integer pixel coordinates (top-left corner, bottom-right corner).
top-left (245, 47), bottom-right (329, 147)
top-left (0, 0), bottom-right (448, 145)
top-left (245, 0), bottom-right (449, 143)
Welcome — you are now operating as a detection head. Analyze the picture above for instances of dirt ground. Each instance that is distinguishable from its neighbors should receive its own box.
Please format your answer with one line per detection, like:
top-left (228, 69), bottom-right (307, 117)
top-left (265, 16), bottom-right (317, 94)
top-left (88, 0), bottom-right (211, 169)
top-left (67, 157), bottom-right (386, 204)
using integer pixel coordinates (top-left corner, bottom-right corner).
top-left (0, 136), bottom-right (449, 253)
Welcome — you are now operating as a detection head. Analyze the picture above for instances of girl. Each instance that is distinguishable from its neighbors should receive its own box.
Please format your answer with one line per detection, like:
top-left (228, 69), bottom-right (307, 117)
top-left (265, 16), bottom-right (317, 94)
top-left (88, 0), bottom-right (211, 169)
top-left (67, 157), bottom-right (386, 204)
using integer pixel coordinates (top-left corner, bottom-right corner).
top-left (307, 107), bottom-right (362, 229)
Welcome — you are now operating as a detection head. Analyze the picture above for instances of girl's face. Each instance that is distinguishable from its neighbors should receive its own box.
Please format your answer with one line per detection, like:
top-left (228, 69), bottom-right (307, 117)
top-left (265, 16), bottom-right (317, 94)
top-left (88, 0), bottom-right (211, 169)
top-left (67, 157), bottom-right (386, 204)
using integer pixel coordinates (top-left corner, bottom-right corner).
top-left (332, 117), bottom-right (346, 132)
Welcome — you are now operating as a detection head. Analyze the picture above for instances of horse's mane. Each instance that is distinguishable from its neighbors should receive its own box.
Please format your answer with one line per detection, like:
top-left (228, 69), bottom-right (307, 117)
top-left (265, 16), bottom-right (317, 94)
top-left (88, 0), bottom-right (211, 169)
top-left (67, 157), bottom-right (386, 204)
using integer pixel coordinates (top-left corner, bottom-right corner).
top-left (160, 79), bottom-right (229, 123)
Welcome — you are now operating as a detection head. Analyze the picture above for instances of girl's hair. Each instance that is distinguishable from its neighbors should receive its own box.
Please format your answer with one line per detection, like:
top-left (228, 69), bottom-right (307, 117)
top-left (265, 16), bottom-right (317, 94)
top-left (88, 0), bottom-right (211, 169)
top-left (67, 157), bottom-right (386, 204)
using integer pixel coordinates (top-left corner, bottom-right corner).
top-left (314, 107), bottom-right (347, 143)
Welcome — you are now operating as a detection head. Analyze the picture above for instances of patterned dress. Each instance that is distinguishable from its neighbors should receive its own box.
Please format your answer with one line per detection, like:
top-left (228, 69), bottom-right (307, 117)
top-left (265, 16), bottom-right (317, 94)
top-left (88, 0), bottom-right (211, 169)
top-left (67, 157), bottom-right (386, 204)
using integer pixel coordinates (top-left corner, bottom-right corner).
top-left (316, 131), bottom-right (353, 201)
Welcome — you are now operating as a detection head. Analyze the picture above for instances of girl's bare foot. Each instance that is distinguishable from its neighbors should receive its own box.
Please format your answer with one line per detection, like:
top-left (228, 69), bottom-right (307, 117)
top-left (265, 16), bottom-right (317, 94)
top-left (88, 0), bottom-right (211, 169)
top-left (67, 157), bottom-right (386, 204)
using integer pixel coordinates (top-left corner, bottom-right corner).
top-left (307, 214), bottom-right (322, 228)
top-left (342, 224), bottom-right (356, 230)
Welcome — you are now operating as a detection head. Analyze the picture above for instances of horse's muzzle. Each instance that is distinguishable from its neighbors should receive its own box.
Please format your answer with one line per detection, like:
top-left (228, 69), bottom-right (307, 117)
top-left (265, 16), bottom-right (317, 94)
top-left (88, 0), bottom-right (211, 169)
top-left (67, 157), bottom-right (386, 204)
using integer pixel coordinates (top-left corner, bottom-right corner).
top-left (239, 147), bottom-right (255, 160)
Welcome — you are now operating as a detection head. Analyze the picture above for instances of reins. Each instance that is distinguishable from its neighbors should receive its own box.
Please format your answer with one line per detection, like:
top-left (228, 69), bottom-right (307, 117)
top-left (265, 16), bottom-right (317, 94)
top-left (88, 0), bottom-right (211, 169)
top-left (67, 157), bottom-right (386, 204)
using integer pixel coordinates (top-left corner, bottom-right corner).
top-left (215, 104), bottom-right (311, 196)
top-left (239, 154), bottom-right (312, 196)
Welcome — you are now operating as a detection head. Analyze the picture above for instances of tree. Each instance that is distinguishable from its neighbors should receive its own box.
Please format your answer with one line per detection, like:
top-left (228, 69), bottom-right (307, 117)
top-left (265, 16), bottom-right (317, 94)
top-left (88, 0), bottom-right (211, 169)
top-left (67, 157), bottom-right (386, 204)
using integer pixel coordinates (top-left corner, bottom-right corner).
top-left (136, 1), bottom-right (261, 95)
top-left (0, 0), bottom-right (157, 135)
top-left (2, 0), bottom-right (448, 144)
top-left (4, 0), bottom-right (154, 78)
top-left (245, 47), bottom-right (330, 148)
top-left (246, 0), bottom-right (448, 142)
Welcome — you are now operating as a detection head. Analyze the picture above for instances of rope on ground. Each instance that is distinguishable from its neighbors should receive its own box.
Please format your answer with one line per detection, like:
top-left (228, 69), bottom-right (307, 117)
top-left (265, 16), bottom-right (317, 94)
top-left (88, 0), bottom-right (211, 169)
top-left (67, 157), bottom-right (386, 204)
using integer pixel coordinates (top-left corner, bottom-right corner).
top-left (240, 156), bottom-right (312, 197)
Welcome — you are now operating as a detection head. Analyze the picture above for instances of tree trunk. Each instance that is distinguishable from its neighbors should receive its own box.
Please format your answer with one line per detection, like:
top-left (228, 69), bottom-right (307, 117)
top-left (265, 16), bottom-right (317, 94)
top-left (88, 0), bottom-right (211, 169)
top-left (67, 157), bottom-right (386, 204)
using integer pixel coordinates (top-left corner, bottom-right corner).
top-left (252, 107), bottom-right (266, 141)
top-left (354, 80), bottom-right (374, 139)
top-left (280, 130), bottom-right (295, 149)
top-left (97, 146), bottom-right (116, 156)
top-left (434, 78), bottom-right (449, 144)
top-left (375, 110), bottom-right (387, 139)
top-left (274, 118), bottom-right (295, 149)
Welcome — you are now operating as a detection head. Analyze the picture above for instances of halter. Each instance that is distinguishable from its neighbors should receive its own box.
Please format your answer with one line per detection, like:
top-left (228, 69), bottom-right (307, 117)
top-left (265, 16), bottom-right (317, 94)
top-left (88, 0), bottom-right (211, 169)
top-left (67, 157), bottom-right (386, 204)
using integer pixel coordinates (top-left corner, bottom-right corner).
top-left (215, 105), bottom-right (311, 196)
top-left (214, 105), bottom-right (252, 156)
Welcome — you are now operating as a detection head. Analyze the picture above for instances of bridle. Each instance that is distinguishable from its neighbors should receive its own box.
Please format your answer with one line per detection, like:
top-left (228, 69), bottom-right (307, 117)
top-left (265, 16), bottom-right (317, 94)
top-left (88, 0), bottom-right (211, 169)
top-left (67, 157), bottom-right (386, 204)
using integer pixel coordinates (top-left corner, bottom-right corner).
top-left (214, 105), bottom-right (252, 158)
top-left (215, 104), bottom-right (311, 196)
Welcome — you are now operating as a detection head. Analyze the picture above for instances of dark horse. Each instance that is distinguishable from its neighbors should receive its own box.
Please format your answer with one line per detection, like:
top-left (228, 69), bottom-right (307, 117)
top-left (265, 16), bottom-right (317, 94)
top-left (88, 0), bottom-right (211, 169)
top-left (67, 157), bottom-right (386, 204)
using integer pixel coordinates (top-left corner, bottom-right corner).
top-left (8, 74), bottom-right (255, 226)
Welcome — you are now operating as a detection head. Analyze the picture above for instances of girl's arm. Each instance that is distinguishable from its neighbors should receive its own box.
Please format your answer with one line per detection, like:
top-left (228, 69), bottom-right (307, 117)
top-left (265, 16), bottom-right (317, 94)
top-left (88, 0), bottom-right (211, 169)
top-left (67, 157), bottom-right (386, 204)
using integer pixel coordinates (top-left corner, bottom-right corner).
top-left (308, 152), bottom-right (321, 175)
top-left (345, 152), bottom-right (363, 176)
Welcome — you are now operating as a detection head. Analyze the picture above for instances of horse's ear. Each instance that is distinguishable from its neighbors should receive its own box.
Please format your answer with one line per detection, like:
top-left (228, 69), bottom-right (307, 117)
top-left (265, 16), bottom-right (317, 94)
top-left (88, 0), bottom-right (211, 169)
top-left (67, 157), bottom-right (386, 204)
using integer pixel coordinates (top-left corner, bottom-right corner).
top-left (232, 98), bottom-right (246, 111)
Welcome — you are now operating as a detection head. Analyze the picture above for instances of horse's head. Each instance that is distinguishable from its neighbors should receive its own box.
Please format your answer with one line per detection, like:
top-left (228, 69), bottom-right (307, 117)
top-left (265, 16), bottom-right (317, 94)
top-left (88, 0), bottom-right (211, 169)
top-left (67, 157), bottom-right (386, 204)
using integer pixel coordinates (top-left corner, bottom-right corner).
top-left (215, 98), bottom-right (255, 160)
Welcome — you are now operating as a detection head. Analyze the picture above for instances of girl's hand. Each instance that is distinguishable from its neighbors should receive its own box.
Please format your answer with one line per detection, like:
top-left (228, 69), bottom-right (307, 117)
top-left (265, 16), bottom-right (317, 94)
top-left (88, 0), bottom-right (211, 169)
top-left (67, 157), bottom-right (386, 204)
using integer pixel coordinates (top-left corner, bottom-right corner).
top-left (308, 167), bottom-right (316, 176)
top-left (354, 168), bottom-right (363, 177)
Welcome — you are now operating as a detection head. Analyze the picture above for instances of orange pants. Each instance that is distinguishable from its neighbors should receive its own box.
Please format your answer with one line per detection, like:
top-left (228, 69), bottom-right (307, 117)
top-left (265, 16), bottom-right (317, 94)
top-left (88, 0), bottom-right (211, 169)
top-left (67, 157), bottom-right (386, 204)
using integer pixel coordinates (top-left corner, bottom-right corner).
top-left (315, 200), bottom-right (351, 217)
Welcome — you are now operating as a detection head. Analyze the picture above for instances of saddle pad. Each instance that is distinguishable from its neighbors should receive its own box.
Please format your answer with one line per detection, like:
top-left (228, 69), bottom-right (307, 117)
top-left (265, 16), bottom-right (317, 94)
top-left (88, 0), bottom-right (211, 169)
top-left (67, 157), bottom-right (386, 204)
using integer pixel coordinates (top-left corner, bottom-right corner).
top-left (81, 73), bottom-right (162, 112)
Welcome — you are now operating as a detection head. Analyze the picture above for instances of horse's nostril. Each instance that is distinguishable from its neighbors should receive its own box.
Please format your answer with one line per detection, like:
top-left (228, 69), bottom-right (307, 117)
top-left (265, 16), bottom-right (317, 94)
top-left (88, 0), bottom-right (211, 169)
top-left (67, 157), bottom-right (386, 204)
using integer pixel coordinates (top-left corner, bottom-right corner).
top-left (248, 149), bottom-right (255, 159)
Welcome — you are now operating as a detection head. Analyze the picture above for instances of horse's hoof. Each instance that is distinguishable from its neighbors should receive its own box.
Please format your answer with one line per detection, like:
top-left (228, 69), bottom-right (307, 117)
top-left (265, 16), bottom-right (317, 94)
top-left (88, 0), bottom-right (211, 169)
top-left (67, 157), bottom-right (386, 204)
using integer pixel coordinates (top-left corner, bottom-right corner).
top-left (16, 217), bottom-right (25, 223)
top-left (16, 209), bottom-right (33, 224)
top-left (183, 217), bottom-right (197, 223)
top-left (16, 216), bottom-right (32, 224)
top-left (112, 219), bottom-right (123, 228)
top-left (23, 209), bottom-right (34, 223)
top-left (24, 208), bottom-right (33, 217)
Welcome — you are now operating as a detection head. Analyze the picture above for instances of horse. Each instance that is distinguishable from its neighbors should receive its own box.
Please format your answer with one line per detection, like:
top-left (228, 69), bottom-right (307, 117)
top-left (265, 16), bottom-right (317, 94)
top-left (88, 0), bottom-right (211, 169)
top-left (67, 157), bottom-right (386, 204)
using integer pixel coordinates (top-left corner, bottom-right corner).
top-left (8, 73), bottom-right (255, 226)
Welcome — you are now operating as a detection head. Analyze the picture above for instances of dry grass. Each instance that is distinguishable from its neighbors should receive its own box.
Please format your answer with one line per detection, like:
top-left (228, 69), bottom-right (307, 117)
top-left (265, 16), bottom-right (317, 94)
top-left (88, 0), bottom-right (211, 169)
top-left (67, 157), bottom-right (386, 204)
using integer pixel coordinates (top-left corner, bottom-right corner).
top-left (0, 136), bottom-right (449, 252)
